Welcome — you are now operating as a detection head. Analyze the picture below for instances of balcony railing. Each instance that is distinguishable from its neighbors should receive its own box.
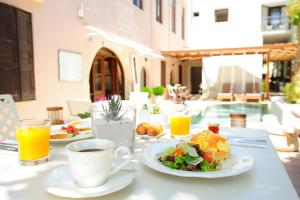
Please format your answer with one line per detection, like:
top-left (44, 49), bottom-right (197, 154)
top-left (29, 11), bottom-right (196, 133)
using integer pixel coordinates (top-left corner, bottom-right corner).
top-left (262, 16), bottom-right (291, 32)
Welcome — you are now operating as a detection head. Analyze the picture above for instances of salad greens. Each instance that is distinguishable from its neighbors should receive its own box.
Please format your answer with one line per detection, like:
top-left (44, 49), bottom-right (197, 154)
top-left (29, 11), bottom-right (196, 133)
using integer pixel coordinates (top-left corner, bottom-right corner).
top-left (159, 142), bottom-right (219, 172)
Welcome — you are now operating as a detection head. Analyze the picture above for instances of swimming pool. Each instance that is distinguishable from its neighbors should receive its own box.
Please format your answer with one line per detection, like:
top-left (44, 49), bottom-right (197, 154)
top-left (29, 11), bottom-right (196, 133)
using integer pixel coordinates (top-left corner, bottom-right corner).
top-left (192, 103), bottom-right (268, 128)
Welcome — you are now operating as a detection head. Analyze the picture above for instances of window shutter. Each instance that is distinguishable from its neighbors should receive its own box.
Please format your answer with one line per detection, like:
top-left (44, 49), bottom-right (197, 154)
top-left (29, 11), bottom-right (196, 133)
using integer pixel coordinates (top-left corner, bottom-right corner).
top-left (0, 4), bottom-right (21, 101)
top-left (17, 9), bottom-right (35, 100)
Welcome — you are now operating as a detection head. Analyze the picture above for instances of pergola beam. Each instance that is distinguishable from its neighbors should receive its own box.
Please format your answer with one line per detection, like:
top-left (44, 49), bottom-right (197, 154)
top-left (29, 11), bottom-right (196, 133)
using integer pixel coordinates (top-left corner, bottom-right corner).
top-left (161, 43), bottom-right (297, 62)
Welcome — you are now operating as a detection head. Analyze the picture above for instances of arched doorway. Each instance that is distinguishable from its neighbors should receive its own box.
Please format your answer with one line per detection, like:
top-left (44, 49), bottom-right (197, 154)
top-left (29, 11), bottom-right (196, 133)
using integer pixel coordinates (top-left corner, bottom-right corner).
top-left (89, 48), bottom-right (125, 101)
top-left (140, 67), bottom-right (147, 87)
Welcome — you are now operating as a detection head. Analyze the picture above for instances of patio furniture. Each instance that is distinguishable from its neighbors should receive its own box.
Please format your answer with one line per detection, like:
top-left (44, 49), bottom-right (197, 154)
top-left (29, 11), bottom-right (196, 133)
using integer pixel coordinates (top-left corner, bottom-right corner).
top-left (0, 127), bottom-right (298, 199)
top-left (67, 99), bottom-right (91, 116)
top-left (0, 94), bottom-right (19, 141)
top-left (217, 83), bottom-right (233, 101)
top-left (262, 114), bottom-right (299, 152)
top-left (245, 83), bottom-right (261, 102)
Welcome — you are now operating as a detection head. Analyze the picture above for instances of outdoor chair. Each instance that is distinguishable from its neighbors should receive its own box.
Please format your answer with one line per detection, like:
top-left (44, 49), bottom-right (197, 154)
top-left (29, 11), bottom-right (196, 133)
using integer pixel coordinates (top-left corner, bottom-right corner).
top-left (217, 83), bottom-right (233, 101)
top-left (67, 99), bottom-right (92, 117)
top-left (245, 83), bottom-right (261, 102)
top-left (0, 94), bottom-right (19, 141)
top-left (262, 114), bottom-right (299, 152)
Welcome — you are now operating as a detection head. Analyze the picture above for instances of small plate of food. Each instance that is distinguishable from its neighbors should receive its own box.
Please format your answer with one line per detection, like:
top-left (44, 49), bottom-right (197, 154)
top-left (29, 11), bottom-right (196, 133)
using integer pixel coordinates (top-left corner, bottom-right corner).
top-left (139, 130), bottom-right (254, 178)
top-left (135, 122), bottom-right (165, 139)
top-left (50, 124), bottom-right (92, 143)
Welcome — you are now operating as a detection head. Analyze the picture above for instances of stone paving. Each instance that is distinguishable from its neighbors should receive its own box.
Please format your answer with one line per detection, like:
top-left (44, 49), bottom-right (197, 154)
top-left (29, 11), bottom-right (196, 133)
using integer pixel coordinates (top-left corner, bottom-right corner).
top-left (278, 152), bottom-right (300, 197)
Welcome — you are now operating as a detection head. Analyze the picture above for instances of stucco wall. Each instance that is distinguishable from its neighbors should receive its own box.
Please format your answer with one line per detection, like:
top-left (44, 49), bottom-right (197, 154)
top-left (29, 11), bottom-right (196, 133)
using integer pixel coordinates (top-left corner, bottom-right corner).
top-left (189, 0), bottom-right (263, 48)
top-left (0, 0), bottom-right (187, 119)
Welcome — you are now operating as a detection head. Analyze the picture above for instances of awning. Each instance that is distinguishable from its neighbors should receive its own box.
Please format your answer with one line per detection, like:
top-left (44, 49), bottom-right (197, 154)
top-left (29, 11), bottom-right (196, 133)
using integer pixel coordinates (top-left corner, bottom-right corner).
top-left (161, 43), bottom-right (297, 61)
top-left (85, 25), bottom-right (164, 59)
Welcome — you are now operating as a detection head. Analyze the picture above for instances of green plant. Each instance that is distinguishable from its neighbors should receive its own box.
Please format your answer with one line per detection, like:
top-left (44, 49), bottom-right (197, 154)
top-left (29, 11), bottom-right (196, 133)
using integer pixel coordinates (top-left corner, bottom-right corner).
top-left (101, 95), bottom-right (124, 121)
top-left (288, 0), bottom-right (300, 25)
top-left (283, 75), bottom-right (300, 104)
top-left (152, 104), bottom-right (162, 114)
top-left (77, 111), bottom-right (91, 119)
top-left (152, 86), bottom-right (165, 96)
top-left (260, 82), bottom-right (266, 92)
top-left (140, 87), bottom-right (153, 98)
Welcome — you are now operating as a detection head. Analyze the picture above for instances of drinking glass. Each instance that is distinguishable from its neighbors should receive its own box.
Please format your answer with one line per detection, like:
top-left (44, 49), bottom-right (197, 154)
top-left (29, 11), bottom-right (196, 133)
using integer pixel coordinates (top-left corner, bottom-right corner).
top-left (169, 105), bottom-right (191, 138)
top-left (16, 119), bottom-right (51, 165)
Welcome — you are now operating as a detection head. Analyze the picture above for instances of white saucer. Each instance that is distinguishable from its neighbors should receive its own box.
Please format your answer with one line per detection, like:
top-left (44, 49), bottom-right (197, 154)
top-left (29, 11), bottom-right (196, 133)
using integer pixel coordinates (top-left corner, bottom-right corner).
top-left (43, 165), bottom-right (135, 198)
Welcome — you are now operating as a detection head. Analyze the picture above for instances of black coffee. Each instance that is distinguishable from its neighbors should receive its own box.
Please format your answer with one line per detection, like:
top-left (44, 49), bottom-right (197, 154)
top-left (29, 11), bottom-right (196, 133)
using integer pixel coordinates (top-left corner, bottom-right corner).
top-left (78, 148), bottom-right (104, 152)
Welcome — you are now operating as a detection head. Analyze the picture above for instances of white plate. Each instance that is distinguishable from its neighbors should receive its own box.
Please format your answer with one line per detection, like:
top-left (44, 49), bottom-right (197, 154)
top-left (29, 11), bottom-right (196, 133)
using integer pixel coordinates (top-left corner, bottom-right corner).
top-left (50, 132), bottom-right (92, 143)
top-left (139, 141), bottom-right (255, 178)
top-left (43, 165), bottom-right (135, 198)
top-left (136, 131), bottom-right (166, 139)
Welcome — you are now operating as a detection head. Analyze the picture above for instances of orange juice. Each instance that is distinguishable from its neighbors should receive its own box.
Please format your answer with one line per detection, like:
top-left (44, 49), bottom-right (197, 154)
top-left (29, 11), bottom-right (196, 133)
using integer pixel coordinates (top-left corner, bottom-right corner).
top-left (16, 123), bottom-right (50, 161)
top-left (170, 116), bottom-right (191, 136)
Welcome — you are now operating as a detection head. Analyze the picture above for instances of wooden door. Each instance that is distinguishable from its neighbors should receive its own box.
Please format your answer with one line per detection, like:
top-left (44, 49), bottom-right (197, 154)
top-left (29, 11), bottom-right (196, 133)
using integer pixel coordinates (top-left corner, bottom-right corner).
top-left (90, 56), bottom-right (119, 101)
top-left (161, 61), bottom-right (166, 87)
top-left (0, 3), bottom-right (20, 100)
top-left (17, 9), bottom-right (35, 100)
top-left (178, 65), bottom-right (183, 84)
top-left (190, 67), bottom-right (202, 94)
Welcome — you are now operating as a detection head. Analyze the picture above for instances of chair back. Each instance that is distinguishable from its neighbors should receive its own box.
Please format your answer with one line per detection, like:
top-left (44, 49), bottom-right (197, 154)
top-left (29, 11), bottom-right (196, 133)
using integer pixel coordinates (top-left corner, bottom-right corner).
top-left (246, 83), bottom-right (260, 93)
top-left (67, 99), bottom-right (92, 116)
top-left (221, 83), bottom-right (232, 93)
top-left (0, 94), bottom-right (19, 140)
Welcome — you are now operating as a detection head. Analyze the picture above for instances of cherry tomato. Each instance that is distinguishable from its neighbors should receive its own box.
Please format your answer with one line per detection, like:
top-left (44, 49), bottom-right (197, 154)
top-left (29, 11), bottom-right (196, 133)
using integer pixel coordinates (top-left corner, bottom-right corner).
top-left (173, 147), bottom-right (184, 157)
top-left (203, 152), bottom-right (213, 163)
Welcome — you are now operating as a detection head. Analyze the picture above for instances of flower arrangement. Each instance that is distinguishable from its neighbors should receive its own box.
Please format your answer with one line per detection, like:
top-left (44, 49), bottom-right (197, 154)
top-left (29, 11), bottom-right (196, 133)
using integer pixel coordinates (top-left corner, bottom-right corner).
top-left (168, 84), bottom-right (191, 104)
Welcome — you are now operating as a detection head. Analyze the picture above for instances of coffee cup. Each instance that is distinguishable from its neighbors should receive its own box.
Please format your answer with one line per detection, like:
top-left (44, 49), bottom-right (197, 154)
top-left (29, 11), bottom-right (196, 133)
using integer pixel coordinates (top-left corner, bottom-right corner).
top-left (65, 139), bottom-right (131, 188)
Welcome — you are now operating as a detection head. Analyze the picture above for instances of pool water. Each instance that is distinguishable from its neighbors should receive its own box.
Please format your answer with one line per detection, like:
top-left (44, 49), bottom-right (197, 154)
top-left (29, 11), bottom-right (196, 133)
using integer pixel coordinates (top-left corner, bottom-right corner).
top-left (192, 104), bottom-right (268, 128)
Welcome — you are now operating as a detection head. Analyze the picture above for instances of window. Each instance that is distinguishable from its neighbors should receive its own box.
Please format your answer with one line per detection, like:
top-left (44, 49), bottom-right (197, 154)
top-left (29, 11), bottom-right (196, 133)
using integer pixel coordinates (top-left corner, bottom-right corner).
top-left (0, 3), bottom-right (35, 101)
top-left (171, 0), bottom-right (176, 33)
top-left (133, 0), bottom-right (142, 10)
top-left (215, 9), bottom-right (228, 22)
top-left (181, 7), bottom-right (185, 39)
top-left (156, 0), bottom-right (162, 23)
top-left (268, 7), bottom-right (282, 26)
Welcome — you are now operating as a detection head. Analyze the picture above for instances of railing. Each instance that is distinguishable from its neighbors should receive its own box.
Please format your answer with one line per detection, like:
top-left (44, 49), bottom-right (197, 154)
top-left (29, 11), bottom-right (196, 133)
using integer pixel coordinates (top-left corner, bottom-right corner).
top-left (261, 16), bottom-right (291, 32)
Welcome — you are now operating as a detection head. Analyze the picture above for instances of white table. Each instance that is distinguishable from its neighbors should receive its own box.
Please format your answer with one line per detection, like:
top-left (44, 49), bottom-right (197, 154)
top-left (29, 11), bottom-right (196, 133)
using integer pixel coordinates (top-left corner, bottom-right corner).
top-left (0, 127), bottom-right (299, 200)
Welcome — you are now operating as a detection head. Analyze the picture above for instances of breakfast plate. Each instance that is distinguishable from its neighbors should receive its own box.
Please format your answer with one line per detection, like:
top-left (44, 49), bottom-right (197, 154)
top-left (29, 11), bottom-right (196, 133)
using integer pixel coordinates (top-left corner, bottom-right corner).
top-left (50, 131), bottom-right (92, 143)
top-left (50, 122), bottom-right (92, 143)
top-left (139, 141), bottom-right (255, 178)
top-left (43, 165), bottom-right (135, 198)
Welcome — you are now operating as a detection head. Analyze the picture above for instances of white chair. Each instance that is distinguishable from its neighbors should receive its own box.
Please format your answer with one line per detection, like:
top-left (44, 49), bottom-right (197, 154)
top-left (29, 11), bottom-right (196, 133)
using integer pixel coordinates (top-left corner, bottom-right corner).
top-left (262, 114), bottom-right (299, 152)
top-left (0, 94), bottom-right (19, 141)
top-left (67, 99), bottom-right (92, 116)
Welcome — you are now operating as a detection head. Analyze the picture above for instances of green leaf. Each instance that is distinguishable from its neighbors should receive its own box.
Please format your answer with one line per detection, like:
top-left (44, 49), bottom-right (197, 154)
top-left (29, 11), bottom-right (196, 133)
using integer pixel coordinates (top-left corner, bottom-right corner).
top-left (178, 143), bottom-right (199, 157)
top-left (175, 156), bottom-right (185, 165)
top-left (184, 153), bottom-right (202, 165)
top-left (161, 147), bottom-right (175, 161)
top-left (200, 160), bottom-right (217, 172)
top-left (162, 161), bottom-right (178, 169)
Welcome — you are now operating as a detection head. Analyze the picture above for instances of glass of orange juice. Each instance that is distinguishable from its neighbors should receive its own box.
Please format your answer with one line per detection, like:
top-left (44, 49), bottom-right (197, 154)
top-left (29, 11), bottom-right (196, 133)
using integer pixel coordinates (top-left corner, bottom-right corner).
top-left (169, 106), bottom-right (191, 138)
top-left (16, 119), bottom-right (51, 165)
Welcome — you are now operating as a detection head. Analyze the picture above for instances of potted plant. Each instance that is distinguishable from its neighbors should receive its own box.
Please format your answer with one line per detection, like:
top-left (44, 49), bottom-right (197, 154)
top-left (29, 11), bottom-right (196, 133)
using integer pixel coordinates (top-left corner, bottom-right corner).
top-left (92, 95), bottom-right (135, 151)
top-left (140, 87), bottom-right (153, 99)
top-left (260, 82), bottom-right (266, 101)
top-left (152, 86), bottom-right (165, 104)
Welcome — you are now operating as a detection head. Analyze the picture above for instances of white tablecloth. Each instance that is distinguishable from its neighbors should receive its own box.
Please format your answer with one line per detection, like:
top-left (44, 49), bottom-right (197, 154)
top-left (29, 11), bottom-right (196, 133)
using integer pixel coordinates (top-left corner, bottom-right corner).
top-left (0, 127), bottom-right (298, 200)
